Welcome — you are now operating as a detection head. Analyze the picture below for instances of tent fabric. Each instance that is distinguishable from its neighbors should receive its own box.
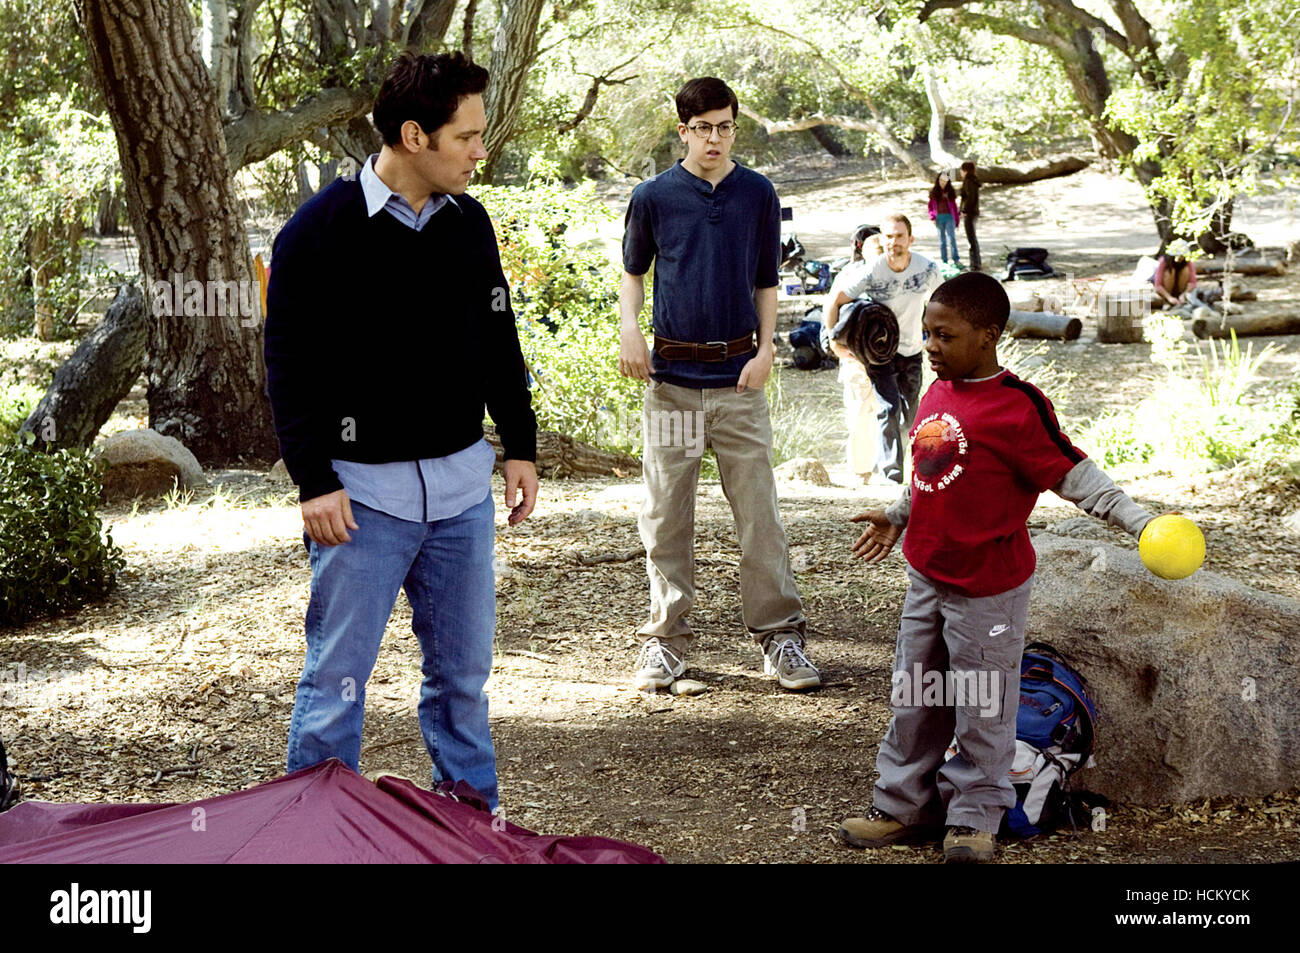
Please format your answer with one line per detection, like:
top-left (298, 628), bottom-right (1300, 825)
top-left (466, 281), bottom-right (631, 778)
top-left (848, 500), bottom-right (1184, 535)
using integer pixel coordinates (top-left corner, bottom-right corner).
top-left (0, 759), bottom-right (663, 864)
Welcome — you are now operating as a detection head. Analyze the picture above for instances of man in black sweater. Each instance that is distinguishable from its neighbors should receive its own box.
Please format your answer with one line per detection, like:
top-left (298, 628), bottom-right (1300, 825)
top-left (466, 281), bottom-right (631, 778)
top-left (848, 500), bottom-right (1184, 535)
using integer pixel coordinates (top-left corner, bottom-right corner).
top-left (264, 52), bottom-right (537, 810)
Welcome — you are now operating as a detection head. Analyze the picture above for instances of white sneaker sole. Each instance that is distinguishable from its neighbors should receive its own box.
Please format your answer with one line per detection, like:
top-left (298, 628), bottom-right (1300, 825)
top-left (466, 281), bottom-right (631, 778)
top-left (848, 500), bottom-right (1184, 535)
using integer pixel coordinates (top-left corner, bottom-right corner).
top-left (634, 671), bottom-right (677, 692)
top-left (763, 658), bottom-right (821, 691)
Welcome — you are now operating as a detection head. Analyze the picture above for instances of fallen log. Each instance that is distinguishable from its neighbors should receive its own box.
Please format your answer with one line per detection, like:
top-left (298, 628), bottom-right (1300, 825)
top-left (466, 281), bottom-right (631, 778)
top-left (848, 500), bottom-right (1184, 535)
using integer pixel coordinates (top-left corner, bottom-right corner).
top-left (1006, 309), bottom-right (1082, 341)
top-left (975, 155), bottom-right (1090, 185)
top-left (484, 425), bottom-right (641, 478)
top-left (1192, 308), bottom-right (1300, 339)
top-left (19, 283), bottom-right (147, 451)
top-left (1195, 257), bottom-right (1286, 277)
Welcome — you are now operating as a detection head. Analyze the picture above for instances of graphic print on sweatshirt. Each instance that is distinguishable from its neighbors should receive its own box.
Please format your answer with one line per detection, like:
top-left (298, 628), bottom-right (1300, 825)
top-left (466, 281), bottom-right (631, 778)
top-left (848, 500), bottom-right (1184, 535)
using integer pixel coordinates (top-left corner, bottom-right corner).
top-left (910, 411), bottom-right (968, 492)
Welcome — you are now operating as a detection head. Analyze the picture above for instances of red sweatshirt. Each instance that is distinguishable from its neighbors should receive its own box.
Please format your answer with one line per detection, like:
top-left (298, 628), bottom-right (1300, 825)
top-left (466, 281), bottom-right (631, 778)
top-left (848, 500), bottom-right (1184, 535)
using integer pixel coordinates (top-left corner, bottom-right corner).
top-left (902, 370), bottom-right (1085, 596)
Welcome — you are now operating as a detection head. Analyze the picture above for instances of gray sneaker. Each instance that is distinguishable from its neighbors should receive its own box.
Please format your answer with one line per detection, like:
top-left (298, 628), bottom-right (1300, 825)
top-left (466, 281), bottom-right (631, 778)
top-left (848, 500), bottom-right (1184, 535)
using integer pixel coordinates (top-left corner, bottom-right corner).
top-left (763, 638), bottom-right (821, 691)
top-left (633, 638), bottom-right (685, 692)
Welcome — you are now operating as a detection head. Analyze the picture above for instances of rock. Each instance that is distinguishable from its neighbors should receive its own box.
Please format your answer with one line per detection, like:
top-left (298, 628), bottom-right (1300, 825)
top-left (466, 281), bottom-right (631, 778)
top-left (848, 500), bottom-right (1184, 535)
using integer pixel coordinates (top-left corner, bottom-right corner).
top-left (791, 550), bottom-right (815, 573)
top-left (94, 428), bottom-right (206, 501)
top-left (669, 679), bottom-right (709, 697)
top-left (1027, 535), bottom-right (1300, 806)
top-left (266, 458), bottom-right (291, 483)
top-left (1282, 510), bottom-right (1300, 535)
top-left (775, 457), bottom-right (831, 486)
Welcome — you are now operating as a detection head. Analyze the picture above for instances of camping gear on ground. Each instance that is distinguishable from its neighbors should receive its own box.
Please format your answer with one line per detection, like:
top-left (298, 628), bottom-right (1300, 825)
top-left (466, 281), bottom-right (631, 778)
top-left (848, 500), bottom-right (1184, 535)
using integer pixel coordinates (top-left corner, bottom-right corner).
top-left (1004, 247), bottom-right (1055, 281)
top-left (0, 758), bottom-right (663, 863)
top-left (788, 314), bottom-right (835, 370)
top-left (946, 642), bottom-right (1100, 838)
top-left (830, 299), bottom-right (899, 366)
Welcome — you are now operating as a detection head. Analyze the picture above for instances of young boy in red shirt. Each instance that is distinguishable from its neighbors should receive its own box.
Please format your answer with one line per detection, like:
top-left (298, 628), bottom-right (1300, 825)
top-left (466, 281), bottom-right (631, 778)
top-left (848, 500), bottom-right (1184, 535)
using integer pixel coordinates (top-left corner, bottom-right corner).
top-left (836, 272), bottom-right (1153, 863)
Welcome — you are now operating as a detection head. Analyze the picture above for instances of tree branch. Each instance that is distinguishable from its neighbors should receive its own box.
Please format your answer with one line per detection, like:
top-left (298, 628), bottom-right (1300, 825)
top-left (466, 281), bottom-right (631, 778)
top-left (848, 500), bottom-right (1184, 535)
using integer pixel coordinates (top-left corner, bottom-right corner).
top-left (224, 86), bottom-right (372, 170)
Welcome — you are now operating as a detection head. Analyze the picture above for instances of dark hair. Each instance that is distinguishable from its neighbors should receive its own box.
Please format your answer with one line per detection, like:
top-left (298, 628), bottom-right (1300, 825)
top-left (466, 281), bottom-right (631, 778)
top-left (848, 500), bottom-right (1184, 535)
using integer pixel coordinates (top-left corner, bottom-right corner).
top-left (882, 212), bottom-right (912, 236)
top-left (372, 51), bottom-right (489, 147)
top-left (852, 224), bottom-right (881, 261)
top-left (929, 172), bottom-right (957, 205)
top-left (960, 161), bottom-right (975, 175)
top-left (675, 77), bottom-right (738, 123)
top-left (930, 272), bottom-right (1010, 333)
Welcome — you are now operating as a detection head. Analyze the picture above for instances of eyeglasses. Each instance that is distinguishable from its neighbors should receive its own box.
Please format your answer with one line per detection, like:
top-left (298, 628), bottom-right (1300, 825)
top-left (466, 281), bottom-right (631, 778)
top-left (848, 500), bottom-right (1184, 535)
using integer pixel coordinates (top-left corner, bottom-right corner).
top-left (685, 121), bottom-right (737, 139)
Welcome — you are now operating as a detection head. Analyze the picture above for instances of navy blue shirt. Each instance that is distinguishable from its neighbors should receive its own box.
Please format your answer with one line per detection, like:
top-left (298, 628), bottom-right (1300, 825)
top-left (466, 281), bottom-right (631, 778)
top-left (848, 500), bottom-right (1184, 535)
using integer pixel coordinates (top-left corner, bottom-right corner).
top-left (622, 160), bottom-right (781, 388)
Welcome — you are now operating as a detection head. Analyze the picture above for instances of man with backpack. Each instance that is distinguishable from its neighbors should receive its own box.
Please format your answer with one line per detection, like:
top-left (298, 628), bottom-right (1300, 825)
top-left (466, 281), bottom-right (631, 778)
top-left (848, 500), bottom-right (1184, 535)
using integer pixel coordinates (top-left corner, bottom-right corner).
top-left (822, 213), bottom-right (943, 485)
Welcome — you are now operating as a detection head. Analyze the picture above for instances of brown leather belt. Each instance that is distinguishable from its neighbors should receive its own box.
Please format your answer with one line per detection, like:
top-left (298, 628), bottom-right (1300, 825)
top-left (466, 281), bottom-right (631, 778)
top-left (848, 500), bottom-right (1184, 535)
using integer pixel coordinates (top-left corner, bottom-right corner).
top-left (653, 332), bottom-right (756, 362)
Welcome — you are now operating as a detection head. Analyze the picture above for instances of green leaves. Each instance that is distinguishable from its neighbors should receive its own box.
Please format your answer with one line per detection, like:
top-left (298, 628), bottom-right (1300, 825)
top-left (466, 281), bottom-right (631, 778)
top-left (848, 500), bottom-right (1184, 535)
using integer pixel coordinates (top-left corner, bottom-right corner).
top-left (0, 444), bottom-right (125, 628)
top-left (476, 170), bottom-right (644, 453)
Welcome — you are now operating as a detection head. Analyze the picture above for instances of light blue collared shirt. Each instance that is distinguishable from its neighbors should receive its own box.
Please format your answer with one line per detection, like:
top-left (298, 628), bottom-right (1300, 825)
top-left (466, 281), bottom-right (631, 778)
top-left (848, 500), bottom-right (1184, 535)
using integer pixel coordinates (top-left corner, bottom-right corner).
top-left (332, 155), bottom-right (491, 523)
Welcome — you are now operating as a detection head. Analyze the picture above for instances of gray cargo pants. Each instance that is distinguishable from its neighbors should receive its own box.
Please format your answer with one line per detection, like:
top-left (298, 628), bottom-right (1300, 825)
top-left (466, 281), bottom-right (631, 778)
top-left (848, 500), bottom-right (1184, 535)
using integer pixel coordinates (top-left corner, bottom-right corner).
top-left (872, 563), bottom-right (1032, 833)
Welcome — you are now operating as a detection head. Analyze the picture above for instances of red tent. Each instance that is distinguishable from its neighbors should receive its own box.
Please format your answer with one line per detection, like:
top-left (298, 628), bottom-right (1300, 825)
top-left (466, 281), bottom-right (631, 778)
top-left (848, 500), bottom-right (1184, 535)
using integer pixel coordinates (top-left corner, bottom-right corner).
top-left (0, 759), bottom-right (662, 864)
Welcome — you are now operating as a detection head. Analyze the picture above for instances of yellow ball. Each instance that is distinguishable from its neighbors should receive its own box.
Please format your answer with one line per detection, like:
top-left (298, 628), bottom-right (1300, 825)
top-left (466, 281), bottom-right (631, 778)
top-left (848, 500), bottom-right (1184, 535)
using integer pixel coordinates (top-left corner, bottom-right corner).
top-left (1139, 514), bottom-right (1206, 580)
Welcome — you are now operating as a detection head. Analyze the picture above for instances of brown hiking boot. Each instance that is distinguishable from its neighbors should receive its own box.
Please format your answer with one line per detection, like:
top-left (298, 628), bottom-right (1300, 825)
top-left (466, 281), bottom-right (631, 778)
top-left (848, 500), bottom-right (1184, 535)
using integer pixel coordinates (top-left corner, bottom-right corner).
top-left (943, 826), bottom-right (996, 863)
top-left (837, 807), bottom-right (943, 848)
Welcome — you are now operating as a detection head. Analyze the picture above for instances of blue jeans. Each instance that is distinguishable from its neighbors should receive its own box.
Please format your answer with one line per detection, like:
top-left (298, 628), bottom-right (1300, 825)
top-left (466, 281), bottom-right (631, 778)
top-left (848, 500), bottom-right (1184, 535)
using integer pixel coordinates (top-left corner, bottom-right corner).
top-left (286, 493), bottom-right (499, 807)
top-left (935, 213), bottom-right (961, 265)
top-left (867, 353), bottom-right (924, 483)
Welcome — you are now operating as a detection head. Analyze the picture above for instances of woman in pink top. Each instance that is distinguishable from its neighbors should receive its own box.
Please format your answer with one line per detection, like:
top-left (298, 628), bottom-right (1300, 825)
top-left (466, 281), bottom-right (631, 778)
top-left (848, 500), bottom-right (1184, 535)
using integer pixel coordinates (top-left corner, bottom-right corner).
top-left (1153, 238), bottom-right (1197, 307)
top-left (928, 171), bottom-right (961, 267)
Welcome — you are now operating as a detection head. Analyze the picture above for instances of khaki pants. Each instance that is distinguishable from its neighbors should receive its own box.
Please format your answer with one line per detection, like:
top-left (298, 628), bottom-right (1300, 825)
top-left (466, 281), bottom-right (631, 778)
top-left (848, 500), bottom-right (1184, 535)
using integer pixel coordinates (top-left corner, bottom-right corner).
top-left (637, 380), bottom-right (805, 657)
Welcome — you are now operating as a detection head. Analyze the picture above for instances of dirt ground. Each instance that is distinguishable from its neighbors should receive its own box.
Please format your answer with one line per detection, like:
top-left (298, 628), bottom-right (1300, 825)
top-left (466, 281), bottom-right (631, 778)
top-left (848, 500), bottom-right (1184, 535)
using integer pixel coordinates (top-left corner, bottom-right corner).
top-left (4, 159), bottom-right (1300, 864)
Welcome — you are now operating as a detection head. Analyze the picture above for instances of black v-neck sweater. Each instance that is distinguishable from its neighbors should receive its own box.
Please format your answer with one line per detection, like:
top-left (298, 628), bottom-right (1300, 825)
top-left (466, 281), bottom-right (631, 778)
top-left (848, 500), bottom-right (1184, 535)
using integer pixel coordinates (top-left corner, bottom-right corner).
top-left (264, 178), bottom-right (536, 502)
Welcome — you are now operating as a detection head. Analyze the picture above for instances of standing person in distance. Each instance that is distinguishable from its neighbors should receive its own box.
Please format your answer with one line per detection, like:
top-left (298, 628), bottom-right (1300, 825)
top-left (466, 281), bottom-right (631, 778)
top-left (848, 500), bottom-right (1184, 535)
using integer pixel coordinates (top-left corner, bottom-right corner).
top-left (928, 171), bottom-right (962, 269)
top-left (959, 161), bottom-right (981, 272)
top-left (619, 77), bottom-right (818, 694)
top-left (264, 51), bottom-right (539, 811)
top-left (823, 225), bottom-right (886, 483)
top-left (822, 214), bottom-right (943, 485)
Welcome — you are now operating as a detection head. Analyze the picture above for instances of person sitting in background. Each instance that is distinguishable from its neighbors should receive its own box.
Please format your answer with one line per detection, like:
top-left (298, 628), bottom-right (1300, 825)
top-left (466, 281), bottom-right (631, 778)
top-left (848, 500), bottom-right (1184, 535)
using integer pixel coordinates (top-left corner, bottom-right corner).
top-left (1153, 238), bottom-right (1198, 308)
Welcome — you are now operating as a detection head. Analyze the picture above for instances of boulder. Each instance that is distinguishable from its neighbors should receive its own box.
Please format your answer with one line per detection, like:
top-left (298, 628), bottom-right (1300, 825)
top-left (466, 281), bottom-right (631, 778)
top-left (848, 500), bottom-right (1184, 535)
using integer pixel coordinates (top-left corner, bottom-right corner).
top-left (267, 458), bottom-right (291, 483)
top-left (95, 428), bottom-right (206, 501)
top-left (775, 457), bottom-right (832, 486)
top-left (1026, 534), bottom-right (1300, 806)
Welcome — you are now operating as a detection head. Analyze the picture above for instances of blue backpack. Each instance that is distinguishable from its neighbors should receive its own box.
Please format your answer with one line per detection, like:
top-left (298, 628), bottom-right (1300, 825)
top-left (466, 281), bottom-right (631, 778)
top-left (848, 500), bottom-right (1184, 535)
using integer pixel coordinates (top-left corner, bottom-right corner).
top-left (1003, 643), bottom-right (1099, 837)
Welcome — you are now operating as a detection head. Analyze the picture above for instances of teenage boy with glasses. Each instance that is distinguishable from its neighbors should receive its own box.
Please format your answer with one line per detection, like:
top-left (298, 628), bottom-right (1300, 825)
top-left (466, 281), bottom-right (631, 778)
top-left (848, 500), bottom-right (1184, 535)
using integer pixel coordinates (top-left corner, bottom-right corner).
top-left (618, 77), bottom-right (819, 693)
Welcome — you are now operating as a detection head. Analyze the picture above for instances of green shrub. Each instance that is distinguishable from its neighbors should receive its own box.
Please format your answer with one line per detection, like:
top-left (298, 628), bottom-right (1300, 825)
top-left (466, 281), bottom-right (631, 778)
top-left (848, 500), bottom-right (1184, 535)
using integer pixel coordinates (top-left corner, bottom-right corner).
top-left (0, 378), bottom-right (42, 444)
top-left (1079, 321), bottom-right (1284, 478)
top-left (476, 160), bottom-right (644, 453)
top-left (0, 444), bottom-right (124, 627)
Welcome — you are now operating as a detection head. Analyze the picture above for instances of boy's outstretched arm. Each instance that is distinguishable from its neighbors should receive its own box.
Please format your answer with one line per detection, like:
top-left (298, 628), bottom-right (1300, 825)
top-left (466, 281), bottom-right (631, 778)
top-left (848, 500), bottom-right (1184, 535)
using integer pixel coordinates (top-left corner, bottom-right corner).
top-left (850, 487), bottom-right (911, 562)
top-left (1053, 459), bottom-right (1153, 537)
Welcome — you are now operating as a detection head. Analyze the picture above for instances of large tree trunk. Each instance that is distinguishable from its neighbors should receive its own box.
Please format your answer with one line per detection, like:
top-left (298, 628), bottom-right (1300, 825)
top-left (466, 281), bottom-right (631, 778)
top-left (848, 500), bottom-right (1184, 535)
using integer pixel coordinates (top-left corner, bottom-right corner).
top-left (21, 284), bottom-right (148, 451)
top-left (404, 0), bottom-right (458, 51)
top-left (74, 0), bottom-right (279, 465)
top-left (480, 0), bottom-right (546, 181)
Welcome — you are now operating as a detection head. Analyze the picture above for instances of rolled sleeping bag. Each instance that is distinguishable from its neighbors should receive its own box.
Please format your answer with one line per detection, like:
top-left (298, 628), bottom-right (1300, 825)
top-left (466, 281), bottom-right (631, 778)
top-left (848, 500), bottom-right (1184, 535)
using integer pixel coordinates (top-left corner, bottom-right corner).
top-left (831, 299), bottom-right (900, 366)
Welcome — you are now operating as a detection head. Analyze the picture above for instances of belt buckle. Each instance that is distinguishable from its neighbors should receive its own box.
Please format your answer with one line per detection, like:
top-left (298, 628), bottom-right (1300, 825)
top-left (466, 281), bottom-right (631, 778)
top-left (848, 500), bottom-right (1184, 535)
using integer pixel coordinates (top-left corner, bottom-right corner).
top-left (701, 340), bottom-right (727, 361)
